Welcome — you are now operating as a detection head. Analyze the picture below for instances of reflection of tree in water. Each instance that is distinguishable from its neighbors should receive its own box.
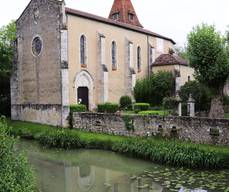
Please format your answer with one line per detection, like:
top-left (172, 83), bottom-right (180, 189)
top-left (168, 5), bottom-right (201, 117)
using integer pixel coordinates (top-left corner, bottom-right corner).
top-left (77, 164), bottom-right (95, 192)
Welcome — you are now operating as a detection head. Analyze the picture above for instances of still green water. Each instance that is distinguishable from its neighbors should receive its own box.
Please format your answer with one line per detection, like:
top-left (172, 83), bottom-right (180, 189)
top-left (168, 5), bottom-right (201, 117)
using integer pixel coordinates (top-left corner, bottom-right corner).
top-left (17, 140), bottom-right (228, 192)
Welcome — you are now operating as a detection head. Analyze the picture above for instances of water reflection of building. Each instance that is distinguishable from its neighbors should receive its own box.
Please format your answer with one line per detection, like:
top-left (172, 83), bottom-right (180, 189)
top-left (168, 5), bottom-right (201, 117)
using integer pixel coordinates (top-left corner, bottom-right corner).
top-left (31, 156), bottom-right (163, 192)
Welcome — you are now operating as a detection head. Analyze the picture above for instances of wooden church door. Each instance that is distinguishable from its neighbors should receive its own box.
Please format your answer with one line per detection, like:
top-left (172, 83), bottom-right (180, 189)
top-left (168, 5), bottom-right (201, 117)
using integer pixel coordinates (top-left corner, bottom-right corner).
top-left (77, 87), bottom-right (89, 110)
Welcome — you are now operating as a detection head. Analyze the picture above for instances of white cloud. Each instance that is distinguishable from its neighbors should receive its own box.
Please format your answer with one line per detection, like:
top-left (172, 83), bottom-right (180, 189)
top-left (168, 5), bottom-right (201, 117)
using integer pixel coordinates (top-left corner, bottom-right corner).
top-left (0, 0), bottom-right (228, 46)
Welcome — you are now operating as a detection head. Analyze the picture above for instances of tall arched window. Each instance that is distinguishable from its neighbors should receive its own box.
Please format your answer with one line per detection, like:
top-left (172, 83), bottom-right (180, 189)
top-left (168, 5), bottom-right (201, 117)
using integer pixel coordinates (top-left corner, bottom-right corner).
top-left (80, 35), bottom-right (86, 67)
top-left (111, 41), bottom-right (117, 70)
top-left (137, 46), bottom-right (141, 72)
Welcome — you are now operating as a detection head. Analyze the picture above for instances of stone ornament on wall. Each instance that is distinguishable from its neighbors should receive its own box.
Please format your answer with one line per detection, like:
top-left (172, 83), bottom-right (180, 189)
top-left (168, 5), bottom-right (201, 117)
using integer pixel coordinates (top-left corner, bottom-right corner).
top-left (33, 8), bottom-right (39, 24)
top-left (32, 36), bottom-right (42, 56)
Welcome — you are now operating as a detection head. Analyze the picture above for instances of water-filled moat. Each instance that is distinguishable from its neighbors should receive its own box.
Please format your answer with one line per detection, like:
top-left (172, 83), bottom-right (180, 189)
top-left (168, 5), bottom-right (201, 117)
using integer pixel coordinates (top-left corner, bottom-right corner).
top-left (17, 140), bottom-right (229, 192)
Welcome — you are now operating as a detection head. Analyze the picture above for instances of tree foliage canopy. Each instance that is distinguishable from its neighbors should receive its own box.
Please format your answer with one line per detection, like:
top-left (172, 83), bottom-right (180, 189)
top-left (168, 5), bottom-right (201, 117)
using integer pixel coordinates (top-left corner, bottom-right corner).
top-left (134, 71), bottom-right (175, 106)
top-left (187, 24), bottom-right (229, 91)
top-left (180, 80), bottom-right (213, 112)
top-left (0, 21), bottom-right (16, 116)
top-left (0, 21), bottom-right (16, 75)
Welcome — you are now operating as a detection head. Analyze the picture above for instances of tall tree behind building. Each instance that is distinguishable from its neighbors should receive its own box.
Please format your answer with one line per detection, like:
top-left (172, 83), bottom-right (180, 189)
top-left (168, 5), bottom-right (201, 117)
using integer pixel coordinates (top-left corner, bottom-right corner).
top-left (0, 21), bottom-right (16, 116)
top-left (187, 24), bottom-right (229, 118)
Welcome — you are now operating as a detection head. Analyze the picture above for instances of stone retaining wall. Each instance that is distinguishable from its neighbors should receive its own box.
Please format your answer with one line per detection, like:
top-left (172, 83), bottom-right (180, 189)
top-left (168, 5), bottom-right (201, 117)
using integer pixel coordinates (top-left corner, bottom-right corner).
top-left (72, 113), bottom-right (229, 145)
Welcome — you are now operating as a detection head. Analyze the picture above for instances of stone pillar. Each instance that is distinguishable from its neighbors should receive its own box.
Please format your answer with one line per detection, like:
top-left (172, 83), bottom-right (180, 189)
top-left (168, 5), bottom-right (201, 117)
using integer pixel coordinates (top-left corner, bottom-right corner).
top-left (60, 2), bottom-right (70, 127)
top-left (98, 34), bottom-right (108, 103)
top-left (178, 103), bottom-right (182, 117)
top-left (124, 39), bottom-right (135, 98)
top-left (176, 92), bottom-right (182, 116)
top-left (187, 94), bottom-right (195, 117)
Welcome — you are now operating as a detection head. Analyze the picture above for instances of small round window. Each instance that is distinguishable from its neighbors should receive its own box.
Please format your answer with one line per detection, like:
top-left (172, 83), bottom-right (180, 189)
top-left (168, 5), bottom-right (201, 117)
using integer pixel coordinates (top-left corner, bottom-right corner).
top-left (32, 36), bottom-right (42, 56)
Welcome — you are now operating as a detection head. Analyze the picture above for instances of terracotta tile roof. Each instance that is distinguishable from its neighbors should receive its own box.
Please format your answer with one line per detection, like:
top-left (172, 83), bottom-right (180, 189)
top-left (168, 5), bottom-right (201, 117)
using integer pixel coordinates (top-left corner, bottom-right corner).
top-left (108, 0), bottom-right (143, 28)
top-left (65, 8), bottom-right (175, 44)
top-left (153, 54), bottom-right (188, 66)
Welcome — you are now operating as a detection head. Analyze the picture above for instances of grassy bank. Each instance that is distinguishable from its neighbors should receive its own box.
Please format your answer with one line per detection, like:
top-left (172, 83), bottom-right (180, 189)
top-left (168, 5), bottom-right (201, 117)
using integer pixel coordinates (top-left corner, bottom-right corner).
top-left (8, 120), bottom-right (229, 169)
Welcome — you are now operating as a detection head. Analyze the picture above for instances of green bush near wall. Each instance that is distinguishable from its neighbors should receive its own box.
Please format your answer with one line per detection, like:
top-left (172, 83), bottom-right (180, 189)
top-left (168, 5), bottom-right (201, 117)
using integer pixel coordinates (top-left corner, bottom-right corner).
top-left (0, 117), bottom-right (35, 192)
top-left (70, 104), bottom-right (87, 112)
top-left (133, 103), bottom-right (150, 113)
top-left (119, 95), bottom-right (132, 110)
top-left (97, 103), bottom-right (119, 113)
top-left (122, 115), bottom-right (134, 131)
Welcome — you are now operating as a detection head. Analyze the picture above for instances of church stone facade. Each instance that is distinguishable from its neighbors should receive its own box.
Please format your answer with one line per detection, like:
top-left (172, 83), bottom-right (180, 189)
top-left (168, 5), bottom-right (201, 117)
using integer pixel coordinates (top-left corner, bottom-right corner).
top-left (11, 0), bottom-right (193, 127)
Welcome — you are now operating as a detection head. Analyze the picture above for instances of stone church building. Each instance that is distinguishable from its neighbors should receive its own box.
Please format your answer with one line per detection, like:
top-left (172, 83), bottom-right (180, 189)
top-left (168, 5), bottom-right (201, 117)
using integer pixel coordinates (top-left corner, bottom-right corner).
top-left (11, 0), bottom-right (194, 126)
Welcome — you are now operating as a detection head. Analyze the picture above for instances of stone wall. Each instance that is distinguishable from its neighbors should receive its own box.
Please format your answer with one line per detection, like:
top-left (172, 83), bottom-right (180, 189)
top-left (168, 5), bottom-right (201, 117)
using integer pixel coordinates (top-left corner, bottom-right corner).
top-left (11, 0), bottom-right (69, 126)
top-left (72, 113), bottom-right (229, 145)
top-left (12, 104), bottom-right (62, 126)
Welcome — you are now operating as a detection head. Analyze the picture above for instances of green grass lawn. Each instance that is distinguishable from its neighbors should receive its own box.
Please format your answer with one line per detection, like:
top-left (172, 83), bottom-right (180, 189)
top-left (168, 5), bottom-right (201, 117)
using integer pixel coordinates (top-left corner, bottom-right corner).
top-left (122, 110), bottom-right (170, 116)
top-left (138, 110), bottom-right (170, 116)
top-left (7, 120), bottom-right (229, 169)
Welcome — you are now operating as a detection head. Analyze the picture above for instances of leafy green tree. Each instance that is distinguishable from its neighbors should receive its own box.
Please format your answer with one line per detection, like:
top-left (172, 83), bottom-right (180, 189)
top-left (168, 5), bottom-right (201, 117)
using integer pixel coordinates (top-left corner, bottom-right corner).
top-left (180, 80), bottom-right (213, 112)
top-left (225, 26), bottom-right (229, 57)
top-left (134, 71), bottom-right (175, 106)
top-left (0, 21), bottom-right (16, 116)
top-left (187, 24), bottom-right (229, 118)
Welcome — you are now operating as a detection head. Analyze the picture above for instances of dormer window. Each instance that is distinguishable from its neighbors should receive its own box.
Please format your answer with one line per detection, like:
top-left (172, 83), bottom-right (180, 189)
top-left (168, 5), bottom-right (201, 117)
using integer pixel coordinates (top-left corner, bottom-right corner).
top-left (128, 13), bottom-right (134, 20)
top-left (112, 12), bottom-right (119, 20)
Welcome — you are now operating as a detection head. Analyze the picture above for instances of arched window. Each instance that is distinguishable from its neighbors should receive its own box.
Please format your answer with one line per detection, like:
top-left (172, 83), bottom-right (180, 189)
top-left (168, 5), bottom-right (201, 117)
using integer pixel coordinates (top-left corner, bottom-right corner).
top-left (137, 46), bottom-right (141, 72)
top-left (111, 41), bottom-right (117, 70)
top-left (80, 35), bottom-right (86, 67)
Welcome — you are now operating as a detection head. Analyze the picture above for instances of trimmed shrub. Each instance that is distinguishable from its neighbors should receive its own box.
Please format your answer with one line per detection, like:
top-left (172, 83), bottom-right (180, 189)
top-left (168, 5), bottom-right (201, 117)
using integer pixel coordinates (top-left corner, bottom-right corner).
top-left (133, 103), bottom-right (150, 113)
top-left (0, 116), bottom-right (35, 191)
top-left (119, 95), bottom-right (132, 110)
top-left (97, 103), bottom-right (119, 113)
top-left (70, 104), bottom-right (87, 112)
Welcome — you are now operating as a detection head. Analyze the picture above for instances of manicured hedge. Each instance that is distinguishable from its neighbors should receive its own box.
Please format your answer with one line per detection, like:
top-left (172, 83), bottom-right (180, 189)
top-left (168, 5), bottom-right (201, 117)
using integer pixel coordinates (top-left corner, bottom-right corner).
top-left (8, 120), bottom-right (229, 169)
top-left (70, 104), bottom-right (87, 112)
top-left (119, 95), bottom-right (132, 110)
top-left (97, 103), bottom-right (119, 113)
top-left (133, 103), bottom-right (150, 113)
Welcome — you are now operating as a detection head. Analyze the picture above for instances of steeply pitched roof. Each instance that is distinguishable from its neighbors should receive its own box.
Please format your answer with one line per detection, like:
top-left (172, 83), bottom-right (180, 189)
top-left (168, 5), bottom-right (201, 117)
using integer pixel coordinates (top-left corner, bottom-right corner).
top-left (153, 54), bottom-right (188, 66)
top-left (108, 0), bottom-right (143, 28)
top-left (65, 8), bottom-right (175, 44)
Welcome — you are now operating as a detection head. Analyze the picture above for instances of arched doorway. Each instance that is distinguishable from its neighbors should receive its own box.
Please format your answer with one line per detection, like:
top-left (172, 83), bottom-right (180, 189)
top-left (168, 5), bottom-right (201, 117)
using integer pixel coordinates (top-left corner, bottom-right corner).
top-left (75, 71), bottom-right (94, 110)
top-left (77, 87), bottom-right (89, 109)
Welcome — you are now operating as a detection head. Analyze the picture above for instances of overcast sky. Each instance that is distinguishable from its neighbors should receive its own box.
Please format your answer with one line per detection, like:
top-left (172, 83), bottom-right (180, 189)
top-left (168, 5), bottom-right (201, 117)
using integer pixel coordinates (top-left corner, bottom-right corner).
top-left (0, 0), bottom-right (228, 46)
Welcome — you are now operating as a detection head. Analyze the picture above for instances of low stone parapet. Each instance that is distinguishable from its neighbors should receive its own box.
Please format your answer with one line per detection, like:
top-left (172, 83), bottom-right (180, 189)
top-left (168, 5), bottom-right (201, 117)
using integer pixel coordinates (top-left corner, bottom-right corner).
top-left (72, 112), bottom-right (229, 145)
